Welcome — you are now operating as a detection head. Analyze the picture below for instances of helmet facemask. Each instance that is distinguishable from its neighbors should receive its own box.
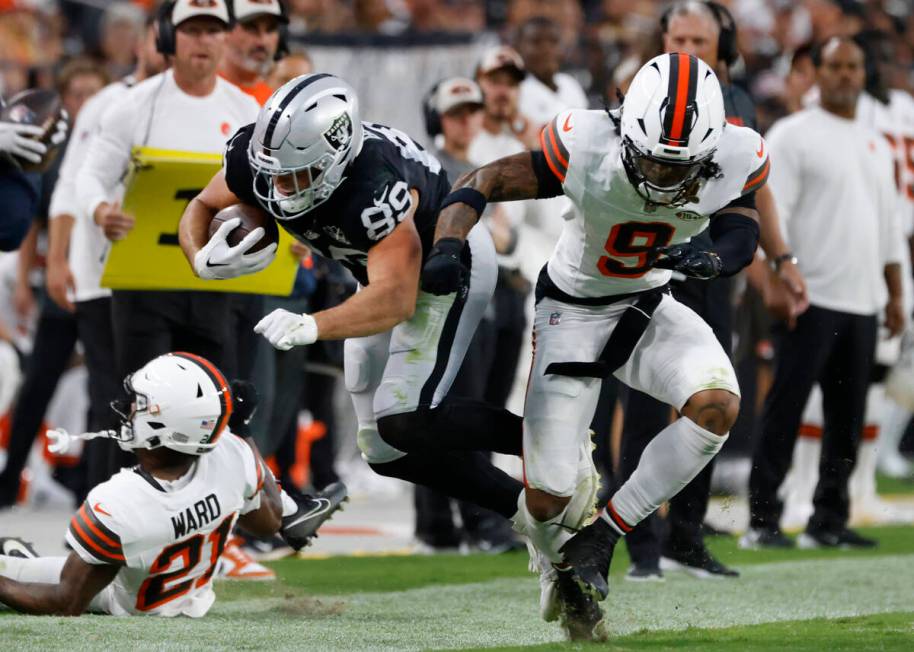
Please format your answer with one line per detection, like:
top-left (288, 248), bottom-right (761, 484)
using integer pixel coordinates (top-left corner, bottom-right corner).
top-left (109, 376), bottom-right (157, 451)
top-left (621, 136), bottom-right (715, 207)
top-left (249, 146), bottom-right (346, 221)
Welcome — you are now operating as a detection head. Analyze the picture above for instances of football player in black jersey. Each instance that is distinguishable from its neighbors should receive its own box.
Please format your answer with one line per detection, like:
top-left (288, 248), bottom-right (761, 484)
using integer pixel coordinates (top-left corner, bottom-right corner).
top-left (178, 73), bottom-right (532, 541)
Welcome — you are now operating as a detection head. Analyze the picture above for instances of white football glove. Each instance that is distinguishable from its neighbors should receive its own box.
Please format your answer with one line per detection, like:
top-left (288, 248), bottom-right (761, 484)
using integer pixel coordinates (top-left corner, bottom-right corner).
top-left (0, 121), bottom-right (47, 164)
top-left (254, 309), bottom-right (318, 350)
top-left (194, 216), bottom-right (278, 280)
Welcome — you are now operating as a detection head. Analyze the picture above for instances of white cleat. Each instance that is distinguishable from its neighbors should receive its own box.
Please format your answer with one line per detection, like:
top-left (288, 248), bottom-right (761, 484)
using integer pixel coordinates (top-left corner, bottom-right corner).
top-left (526, 542), bottom-right (561, 622)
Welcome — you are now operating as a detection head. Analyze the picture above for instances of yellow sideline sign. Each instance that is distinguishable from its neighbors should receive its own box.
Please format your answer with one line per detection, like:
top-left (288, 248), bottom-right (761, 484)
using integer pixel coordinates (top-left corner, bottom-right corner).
top-left (100, 146), bottom-right (297, 295)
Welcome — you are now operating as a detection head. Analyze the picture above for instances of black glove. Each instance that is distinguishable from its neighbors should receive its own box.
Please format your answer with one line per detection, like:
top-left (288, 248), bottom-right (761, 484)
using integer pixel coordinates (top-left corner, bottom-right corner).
top-left (229, 379), bottom-right (259, 437)
top-left (650, 243), bottom-right (722, 280)
top-left (421, 238), bottom-right (466, 295)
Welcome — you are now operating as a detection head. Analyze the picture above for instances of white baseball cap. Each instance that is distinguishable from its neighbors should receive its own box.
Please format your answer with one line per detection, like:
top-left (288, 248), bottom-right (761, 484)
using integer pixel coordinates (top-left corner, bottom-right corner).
top-left (171, 0), bottom-right (231, 28)
top-left (476, 46), bottom-right (526, 81)
top-left (233, 0), bottom-right (288, 23)
top-left (433, 77), bottom-right (484, 115)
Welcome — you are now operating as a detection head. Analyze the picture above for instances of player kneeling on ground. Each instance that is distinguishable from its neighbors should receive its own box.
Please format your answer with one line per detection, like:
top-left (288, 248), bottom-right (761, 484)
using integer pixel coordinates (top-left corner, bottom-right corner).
top-left (0, 353), bottom-right (287, 617)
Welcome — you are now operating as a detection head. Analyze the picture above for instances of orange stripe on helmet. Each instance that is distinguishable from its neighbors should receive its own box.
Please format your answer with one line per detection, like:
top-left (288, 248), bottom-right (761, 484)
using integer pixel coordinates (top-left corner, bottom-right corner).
top-left (668, 53), bottom-right (692, 142)
top-left (171, 352), bottom-right (233, 444)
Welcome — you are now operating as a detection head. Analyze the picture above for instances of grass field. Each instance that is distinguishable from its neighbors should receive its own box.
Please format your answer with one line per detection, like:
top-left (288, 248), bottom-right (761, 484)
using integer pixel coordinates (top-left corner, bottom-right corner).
top-left (2, 525), bottom-right (914, 650)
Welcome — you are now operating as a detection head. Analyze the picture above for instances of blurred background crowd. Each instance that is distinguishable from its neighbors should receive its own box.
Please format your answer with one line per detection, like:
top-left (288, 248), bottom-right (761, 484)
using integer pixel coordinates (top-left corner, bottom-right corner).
top-left (1, 0), bottom-right (914, 572)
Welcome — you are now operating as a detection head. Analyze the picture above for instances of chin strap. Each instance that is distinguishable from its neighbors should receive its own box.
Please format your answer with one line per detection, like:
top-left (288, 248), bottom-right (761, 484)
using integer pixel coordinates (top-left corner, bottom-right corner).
top-left (46, 428), bottom-right (117, 455)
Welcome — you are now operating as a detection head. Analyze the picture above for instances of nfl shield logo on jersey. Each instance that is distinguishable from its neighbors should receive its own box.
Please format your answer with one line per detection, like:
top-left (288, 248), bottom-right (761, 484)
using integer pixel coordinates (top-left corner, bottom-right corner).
top-left (549, 312), bottom-right (562, 325)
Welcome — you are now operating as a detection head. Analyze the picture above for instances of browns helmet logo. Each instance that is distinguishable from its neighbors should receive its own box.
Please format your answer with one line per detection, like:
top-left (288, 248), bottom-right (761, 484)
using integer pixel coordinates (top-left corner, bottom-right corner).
top-left (324, 113), bottom-right (353, 151)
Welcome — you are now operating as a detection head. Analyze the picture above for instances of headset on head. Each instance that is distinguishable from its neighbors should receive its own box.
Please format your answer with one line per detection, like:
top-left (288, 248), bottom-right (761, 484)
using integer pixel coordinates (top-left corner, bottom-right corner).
top-left (154, 0), bottom-right (178, 56)
top-left (155, 0), bottom-right (289, 61)
top-left (660, 1), bottom-right (739, 68)
top-left (422, 80), bottom-right (443, 138)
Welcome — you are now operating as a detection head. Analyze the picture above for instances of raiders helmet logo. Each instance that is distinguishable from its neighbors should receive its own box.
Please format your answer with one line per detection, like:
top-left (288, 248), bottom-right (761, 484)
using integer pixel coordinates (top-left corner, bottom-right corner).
top-left (324, 113), bottom-right (353, 151)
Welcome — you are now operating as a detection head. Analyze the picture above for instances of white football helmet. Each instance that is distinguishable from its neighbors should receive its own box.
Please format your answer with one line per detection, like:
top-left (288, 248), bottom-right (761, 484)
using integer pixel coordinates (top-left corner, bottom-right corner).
top-left (619, 52), bottom-right (726, 206)
top-left (248, 73), bottom-right (364, 220)
top-left (110, 352), bottom-right (233, 455)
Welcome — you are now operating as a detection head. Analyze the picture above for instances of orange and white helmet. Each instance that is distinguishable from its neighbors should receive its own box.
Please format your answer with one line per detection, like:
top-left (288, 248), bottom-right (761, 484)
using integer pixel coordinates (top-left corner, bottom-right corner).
top-left (110, 352), bottom-right (233, 455)
top-left (619, 52), bottom-right (725, 205)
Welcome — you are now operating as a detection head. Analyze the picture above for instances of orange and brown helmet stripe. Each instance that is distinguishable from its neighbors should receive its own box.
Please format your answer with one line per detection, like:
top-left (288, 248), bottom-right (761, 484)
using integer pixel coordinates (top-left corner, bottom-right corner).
top-left (69, 502), bottom-right (125, 564)
top-left (171, 352), bottom-right (233, 445)
top-left (660, 53), bottom-right (701, 147)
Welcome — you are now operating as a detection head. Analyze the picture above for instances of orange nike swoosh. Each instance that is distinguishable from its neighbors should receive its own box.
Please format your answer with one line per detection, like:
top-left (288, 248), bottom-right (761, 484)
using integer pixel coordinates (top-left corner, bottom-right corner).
top-left (756, 141), bottom-right (764, 158)
top-left (93, 502), bottom-right (111, 517)
top-left (562, 114), bottom-right (573, 132)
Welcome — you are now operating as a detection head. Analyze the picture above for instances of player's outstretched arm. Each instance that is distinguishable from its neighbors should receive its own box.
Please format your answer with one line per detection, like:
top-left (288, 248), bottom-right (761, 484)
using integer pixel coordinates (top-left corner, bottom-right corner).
top-left (423, 152), bottom-right (546, 296)
top-left (178, 169), bottom-right (240, 269)
top-left (255, 190), bottom-right (423, 348)
top-left (0, 552), bottom-right (118, 616)
top-left (433, 152), bottom-right (542, 244)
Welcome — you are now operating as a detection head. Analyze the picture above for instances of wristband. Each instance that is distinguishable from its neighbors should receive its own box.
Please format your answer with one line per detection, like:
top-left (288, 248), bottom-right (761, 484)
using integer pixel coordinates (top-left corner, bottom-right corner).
top-left (772, 253), bottom-right (798, 271)
top-left (439, 187), bottom-right (487, 218)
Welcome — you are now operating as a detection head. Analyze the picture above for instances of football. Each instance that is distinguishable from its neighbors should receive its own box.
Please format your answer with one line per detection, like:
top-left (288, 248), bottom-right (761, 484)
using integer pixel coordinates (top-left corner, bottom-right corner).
top-left (0, 89), bottom-right (66, 172)
top-left (208, 203), bottom-right (279, 253)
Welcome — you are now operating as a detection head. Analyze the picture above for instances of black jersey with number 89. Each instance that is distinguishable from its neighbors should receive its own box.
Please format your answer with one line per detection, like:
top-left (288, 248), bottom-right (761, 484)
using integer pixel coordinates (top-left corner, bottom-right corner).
top-left (223, 121), bottom-right (450, 286)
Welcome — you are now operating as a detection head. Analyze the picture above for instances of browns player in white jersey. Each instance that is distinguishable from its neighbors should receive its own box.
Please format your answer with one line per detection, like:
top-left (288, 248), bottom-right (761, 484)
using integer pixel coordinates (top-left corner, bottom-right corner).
top-left (424, 53), bottom-right (765, 636)
top-left (0, 353), bottom-right (284, 617)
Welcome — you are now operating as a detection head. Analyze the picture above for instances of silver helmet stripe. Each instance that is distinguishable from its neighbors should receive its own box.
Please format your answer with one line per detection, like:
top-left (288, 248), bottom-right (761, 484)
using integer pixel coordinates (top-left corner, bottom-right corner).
top-left (263, 72), bottom-right (333, 149)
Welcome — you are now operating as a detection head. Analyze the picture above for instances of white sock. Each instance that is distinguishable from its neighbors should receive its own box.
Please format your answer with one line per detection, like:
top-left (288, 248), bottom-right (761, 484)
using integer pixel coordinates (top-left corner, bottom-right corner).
top-left (607, 417), bottom-right (726, 530)
top-left (519, 493), bottom-right (575, 565)
top-left (280, 489), bottom-right (297, 517)
top-left (0, 555), bottom-right (66, 584)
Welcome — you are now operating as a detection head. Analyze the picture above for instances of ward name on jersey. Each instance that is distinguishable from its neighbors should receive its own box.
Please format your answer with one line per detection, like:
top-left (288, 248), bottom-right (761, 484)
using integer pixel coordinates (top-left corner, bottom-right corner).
top-left (224, 121), bottom-right (450, 286)
top-left (65, 433), bottom-right (264, 617)
top-left (540, 108), bottom-right (768, 298)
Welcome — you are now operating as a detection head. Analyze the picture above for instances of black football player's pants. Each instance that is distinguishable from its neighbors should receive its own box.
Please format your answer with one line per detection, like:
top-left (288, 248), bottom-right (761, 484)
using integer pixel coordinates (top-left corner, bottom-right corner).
top-left (111, 290), bottom-right (233, 378)
top-left (75, 297), bottom-right (122, 493)
top-left (109, 289), bottom-right (232, 475)
top-left (749, 305), bottom-right (876, 533)
top-left (612, 275), bottom-right (732, 565)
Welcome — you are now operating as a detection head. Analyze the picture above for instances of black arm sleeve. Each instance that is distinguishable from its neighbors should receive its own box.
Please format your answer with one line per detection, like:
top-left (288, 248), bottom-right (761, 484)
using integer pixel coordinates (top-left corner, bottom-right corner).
top-left (529, 150), bottom-right (565, 199)
top-left (709, 210), bottom-right (760, 277)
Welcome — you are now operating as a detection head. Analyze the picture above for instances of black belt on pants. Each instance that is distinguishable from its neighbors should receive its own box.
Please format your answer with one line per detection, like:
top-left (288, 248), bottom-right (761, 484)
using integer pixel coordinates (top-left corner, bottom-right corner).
top-left (538, 269), bottom-right (669, 378)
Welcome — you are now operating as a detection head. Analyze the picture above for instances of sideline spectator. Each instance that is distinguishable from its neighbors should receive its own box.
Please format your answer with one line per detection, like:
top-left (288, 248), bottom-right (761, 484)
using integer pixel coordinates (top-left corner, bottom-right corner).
top-left (0, 58), bottom-right (107, 508)
top-left (744, 37), bottom-right (905, 550)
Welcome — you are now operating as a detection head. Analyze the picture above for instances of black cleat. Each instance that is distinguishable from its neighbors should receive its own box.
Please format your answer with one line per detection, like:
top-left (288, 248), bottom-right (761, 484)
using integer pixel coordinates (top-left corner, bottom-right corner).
top-left (281, 482), bottom-right (348, 551)
top-left (798, 526), bottom-right (877, 549)
top-left (661, 543), bottom-right (739, 578)
top-left (554, 567), bottom-right (609, 641)
top-left (559, 517), bottom-right (617, 601)
top-left (0, 537), bottom-right (38, 558)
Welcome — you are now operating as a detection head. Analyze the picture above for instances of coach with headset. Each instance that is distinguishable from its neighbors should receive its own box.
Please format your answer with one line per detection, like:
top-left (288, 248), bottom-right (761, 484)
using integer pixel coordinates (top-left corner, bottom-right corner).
top-left (613, 0), bottom-right (809, 581)
top-left (76, 0), bottom-right (260, 396)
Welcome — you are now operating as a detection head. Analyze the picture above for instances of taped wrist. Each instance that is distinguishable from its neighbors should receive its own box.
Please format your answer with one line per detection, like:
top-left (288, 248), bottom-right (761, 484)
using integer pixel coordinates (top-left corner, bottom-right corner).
top-left (709, 212), bottom-right (759, 277)
top-left (439, 187), bottom-right (487, 218)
